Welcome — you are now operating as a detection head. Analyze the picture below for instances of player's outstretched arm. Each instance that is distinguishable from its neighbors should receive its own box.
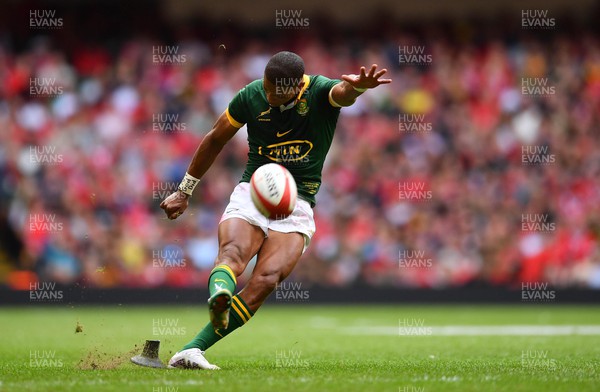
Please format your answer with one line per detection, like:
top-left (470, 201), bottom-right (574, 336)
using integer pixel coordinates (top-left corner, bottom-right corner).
top-left (330, 64), bottom-right (392, 107)
top-left (160, 112), bottom-right (239, 220)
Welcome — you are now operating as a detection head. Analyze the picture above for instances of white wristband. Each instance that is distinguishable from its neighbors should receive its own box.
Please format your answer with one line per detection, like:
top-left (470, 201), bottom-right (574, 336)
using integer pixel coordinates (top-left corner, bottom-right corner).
top-left (352, 86), bottom-right (368, 93)
top-left (178, 172), bottom-right (200, 196)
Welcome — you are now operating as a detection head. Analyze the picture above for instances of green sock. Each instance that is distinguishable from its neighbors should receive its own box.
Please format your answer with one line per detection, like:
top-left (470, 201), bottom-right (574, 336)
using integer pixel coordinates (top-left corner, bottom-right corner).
top-left (208, 265), bottom-right (237, 297)
top-left (182, 295), bottom-right (254, 351)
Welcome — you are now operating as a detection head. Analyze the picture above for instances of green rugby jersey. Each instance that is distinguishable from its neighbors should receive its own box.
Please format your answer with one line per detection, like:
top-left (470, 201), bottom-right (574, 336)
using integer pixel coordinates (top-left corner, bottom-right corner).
top-left (226, 74), bottom-right (341, 207)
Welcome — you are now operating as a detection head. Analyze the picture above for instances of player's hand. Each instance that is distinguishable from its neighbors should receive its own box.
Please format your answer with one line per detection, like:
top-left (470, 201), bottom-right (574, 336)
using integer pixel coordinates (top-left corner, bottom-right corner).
top-left (341, 64), bottom-right (392, 90)
top-left (160, 190), bottom-right (189, 220)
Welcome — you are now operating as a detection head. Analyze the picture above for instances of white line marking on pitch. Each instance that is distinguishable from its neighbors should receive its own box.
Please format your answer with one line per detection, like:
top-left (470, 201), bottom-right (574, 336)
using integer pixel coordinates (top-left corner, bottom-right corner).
top-left (339, 325), bottom-right (600, 336)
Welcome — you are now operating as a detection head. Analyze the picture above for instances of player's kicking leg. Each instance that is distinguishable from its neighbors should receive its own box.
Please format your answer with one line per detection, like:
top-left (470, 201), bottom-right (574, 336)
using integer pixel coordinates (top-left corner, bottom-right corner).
top-left (168, 217), bottom-right (264, 369)
top-left (169, 228), bottom-right (304, 369)
top-left (237, 229), bottom-right (304, 312)
top-left (207, 217), bottom-right (265, 330)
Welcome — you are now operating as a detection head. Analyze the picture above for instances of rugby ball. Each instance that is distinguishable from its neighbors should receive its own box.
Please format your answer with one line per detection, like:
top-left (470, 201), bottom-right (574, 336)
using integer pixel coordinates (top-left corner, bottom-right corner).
top-left (250, 164), bottom-right (297, 220)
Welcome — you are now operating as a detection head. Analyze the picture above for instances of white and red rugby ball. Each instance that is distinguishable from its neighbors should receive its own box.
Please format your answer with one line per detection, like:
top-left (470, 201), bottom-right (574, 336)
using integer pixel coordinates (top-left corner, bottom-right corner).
top-left (250, 163), bottom-right (297, 220)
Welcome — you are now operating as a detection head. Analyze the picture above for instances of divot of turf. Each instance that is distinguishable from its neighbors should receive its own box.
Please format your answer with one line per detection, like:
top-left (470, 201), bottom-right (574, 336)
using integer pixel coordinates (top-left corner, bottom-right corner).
top-left (78, 345), bottom-right (139, 370)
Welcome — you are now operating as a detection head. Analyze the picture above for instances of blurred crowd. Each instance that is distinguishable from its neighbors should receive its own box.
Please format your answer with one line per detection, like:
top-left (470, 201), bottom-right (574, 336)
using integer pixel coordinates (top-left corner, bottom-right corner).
top-left (1, 8), bottom-right (599, 289)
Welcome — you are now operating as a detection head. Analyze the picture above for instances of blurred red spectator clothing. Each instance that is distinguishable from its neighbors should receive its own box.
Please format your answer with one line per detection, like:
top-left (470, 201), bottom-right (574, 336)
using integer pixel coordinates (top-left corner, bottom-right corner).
top-left (1, 19), bottom-right (599, 290)
top-left (468, 98), bottom-right (500, 133)
top-left (519, 249), bottom-right (551, 283)
top-left (72, 46), bottom-right (111, 76)
top-left (552, 230), bottom-right (596, 267)
top-left (5, 64), bottom-right (30, 97)
top-left (7, 270), bottom-right (39, 290)
top-left (195, 67), bottom-right (221, 93)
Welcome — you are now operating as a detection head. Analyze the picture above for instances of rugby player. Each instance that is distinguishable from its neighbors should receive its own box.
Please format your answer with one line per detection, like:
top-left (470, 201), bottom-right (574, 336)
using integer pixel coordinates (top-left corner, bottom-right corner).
top-left (160, 51), bottom-right (391, 369)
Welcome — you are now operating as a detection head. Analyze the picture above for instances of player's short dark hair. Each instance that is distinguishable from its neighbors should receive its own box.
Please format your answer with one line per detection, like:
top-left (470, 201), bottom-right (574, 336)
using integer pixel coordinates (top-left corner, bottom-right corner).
top-left (264, 51), bottom-right (305, 85)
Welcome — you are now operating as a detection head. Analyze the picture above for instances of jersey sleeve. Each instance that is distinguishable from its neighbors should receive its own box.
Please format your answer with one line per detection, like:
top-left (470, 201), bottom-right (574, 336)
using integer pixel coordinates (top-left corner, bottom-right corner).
top-left (310, 75), bottom-right (342, 108)
top-left (226, 86), bottom-right (248, 128)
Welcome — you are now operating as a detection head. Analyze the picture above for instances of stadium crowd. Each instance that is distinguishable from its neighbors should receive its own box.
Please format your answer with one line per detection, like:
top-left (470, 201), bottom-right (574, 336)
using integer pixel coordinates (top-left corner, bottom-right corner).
top-left (1, 10), bottom-right (599, 289)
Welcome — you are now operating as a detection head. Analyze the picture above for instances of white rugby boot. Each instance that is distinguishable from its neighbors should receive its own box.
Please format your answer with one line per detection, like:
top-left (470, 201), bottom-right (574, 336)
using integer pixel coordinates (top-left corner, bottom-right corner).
top-left (168, 348), bottom-right (220, 370)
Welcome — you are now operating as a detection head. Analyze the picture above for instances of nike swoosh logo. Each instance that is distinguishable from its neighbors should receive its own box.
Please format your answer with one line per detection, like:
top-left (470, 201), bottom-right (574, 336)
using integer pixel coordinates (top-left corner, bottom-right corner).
top-left (276, 129), bottom-right (293, 137)
top-left (214, 279), bottom-right (228, 284)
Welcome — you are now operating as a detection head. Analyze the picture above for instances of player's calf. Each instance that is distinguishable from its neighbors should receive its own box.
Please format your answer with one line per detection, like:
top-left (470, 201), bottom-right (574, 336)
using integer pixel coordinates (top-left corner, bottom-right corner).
top-left (207, 229), bottom-right (263, 330)
top-left (239, 268), bottom-right (284, 312)
top-left (215, 241), bottom-right (249, 276)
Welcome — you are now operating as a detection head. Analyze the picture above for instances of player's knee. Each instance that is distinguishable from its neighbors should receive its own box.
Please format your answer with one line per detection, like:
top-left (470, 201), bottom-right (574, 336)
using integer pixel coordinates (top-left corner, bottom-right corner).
top-left (216, 242), bottom-right (247, 276)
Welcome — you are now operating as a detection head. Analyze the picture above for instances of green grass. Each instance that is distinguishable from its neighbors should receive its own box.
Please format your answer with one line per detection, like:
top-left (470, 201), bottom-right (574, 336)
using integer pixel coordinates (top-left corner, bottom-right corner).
top-left (1, 305), bottom-right (599, 391)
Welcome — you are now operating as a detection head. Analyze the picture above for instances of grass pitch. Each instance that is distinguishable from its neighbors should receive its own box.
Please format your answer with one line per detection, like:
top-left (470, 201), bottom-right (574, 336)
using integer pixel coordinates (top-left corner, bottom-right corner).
top-left (0, 305), bottom-right (599, 391)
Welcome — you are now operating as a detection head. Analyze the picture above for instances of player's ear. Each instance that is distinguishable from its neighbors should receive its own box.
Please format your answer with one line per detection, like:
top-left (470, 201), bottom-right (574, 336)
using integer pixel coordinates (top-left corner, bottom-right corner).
top-left (296, 80), bottom-right (305, 95)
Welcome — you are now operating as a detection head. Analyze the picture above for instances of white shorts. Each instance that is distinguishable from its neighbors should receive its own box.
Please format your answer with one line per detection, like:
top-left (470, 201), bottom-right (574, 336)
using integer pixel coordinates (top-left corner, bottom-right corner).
top-left (220, 182), bottom-right (316, 252)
